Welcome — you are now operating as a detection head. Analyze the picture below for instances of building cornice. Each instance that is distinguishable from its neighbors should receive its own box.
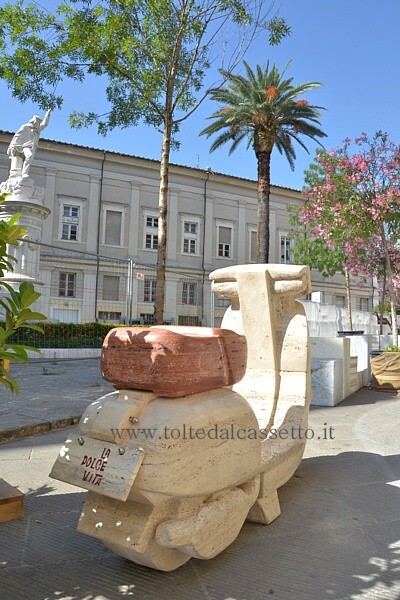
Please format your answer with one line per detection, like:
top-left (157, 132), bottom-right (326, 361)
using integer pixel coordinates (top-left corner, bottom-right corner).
top-left (0, 130), bottom-right (302, 195)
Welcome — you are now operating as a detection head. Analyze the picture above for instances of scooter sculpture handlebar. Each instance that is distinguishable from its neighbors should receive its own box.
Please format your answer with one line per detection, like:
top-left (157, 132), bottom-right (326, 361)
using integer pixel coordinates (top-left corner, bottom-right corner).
top-left (50, 264), bottom-right (312, 571)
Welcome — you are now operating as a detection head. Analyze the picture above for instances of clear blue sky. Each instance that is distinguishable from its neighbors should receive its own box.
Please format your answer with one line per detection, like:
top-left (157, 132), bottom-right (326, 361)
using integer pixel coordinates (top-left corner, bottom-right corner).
top-left (0, 0), bottom-right (399, 190)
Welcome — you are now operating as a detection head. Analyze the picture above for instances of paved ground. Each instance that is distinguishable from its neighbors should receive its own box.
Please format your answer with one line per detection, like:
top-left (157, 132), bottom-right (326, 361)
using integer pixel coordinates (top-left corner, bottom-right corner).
top-left (0, 358), bottom-right (113, 442)
top-left (1, 359), bottom-right (400, 599)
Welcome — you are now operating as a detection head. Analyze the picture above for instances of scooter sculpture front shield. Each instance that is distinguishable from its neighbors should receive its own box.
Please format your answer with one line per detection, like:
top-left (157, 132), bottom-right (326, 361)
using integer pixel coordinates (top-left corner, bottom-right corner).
top-left (50, 264), bottom-right (311, 571)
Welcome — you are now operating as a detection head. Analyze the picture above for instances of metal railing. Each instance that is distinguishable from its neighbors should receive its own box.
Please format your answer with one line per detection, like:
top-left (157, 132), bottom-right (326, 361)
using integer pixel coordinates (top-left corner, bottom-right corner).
top-left (2, 239), bottom-right (218, 351)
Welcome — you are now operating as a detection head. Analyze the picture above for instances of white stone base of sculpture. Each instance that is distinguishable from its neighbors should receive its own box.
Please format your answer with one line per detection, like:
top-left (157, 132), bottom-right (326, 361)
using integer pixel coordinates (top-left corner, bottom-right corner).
top-left (0, 175), bottom-right (45, 204)
top-left (0, 187), bottom-right (50, 285)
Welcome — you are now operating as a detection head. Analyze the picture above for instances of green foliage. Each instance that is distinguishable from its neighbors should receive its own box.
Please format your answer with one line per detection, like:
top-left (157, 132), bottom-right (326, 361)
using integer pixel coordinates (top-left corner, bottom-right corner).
top-left (7, 321), bottom-right (127, 349)
top-left (0, 193), bottom-right (46, 394)
top-left (287, 204), bottom-right (345, 276)
top-left (0, 212), bottom-right (26, 284)
top-left (267, 17), bottom-right (291, 46)
top-left (0, 0), bottom-right (290, 321)
top-left (373, 303), bottom-right (390, 316)
top-left (384, 344), bottom-right (400, 353)
top-left (0, 1), bottom-right (290, 136)
top-left (372, 303), bottom-right (400, 316)
top-left (201, 61), bottom-right (325, 163)
top-left (0, 282), bottom-right (46, 392)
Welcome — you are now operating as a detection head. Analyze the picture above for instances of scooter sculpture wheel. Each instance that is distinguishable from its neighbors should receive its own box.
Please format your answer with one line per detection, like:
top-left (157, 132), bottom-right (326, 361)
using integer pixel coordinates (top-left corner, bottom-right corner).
top-left (78, 477), bottom-right (260, 571)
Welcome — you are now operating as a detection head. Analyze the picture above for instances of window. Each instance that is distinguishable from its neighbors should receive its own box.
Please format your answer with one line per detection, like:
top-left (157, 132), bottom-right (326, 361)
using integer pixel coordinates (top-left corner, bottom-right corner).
top-left (140, 313), bottom-right (155, 325)
top-left (143, 279), bottom-right (156, 302)
top-left (98, 311), bottom-right (122, 322)
top-left (335, 295), bottom-right (346, 308)
top-left (103, 275), bottom-right (119, 301)
top-left (59, 197), bottom-right (85, 242)
top-left (311, 291), bottom-right (325, 303)
top-left (104, 209), bottom-right (123, 246)
top-left (183, 239), bottom-right (196, 253)
top-left (145, 234), bottom-right (158, 250)
top-left (182, 282), bottom-right (197, 305)
top-left (59, 272), bottom-right (76, 297)
top-left (182, 220), bottom-right (199, 254)
top-left (359, 298), bottom-right (369, 311)
top-left (178, 315), bottom-right (200, 326)
top-left (61, 205), bottom-right (80, 241)
top-left (250, 229), bottom-right (257, 262)
top-left (217, 224), bottom-right (232, 258)
top-left (184, 222), bottom-right (197, 234)
top-left (144, 213), bottom-right (159, 250)
top-left (215, 296), bottom-right (231, 308)
top-left (52, 308), bottom-right (79, 323)
top-left (146, 216), bottom-right (158, 228)
top-left (280, 234), bottom-right (292, 264)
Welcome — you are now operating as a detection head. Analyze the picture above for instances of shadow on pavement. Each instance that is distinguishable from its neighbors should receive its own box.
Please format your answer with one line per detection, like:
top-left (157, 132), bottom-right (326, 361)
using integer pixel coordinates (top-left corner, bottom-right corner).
top-left (1, 451), bottom-right (400, 599)
top-left (341, 387), bottom-right (399, 407)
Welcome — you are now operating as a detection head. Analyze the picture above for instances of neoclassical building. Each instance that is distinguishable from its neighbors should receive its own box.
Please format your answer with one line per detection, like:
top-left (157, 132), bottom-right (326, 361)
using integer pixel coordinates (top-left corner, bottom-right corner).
top-left (0, 132), bottom-right (373, 326)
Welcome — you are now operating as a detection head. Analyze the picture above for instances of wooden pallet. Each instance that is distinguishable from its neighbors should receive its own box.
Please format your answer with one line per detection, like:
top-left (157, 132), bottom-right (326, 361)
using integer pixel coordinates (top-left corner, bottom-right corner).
top-left (0, 478), bottom-right (24, 523)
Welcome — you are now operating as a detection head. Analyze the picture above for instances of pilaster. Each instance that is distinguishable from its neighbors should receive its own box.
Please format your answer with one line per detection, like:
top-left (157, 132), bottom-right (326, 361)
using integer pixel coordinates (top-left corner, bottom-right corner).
top-left (87, 174), bottom-right (101, 252)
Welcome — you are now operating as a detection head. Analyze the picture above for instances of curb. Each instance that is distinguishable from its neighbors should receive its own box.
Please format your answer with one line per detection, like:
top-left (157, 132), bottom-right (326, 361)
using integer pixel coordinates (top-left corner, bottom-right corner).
top-left (0, 415), bottom-right (82, 444)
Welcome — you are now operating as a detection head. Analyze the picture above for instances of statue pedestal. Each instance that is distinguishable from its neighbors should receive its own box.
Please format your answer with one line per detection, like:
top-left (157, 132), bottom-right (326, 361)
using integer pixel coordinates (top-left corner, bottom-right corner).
top-left (0, 176), bottom-right (50, 285)
top-left (0, 175), bottom-right (46, 204)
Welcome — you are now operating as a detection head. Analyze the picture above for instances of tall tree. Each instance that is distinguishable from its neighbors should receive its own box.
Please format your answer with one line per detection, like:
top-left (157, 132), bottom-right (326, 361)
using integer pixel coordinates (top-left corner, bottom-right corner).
top-left (293, 134), bottom-right (400, 345)
top-left (0, 0), bottom-right (290, 324)
top-left (201, 61), bottom-right (326, 262)
top-left (288, 146), bottom-right (368, 331)
top-left (287, 212), bottom-right (356, 330)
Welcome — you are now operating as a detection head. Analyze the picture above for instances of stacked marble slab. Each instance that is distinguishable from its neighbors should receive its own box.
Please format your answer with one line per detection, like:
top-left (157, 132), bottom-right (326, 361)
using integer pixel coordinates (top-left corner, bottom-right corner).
top-left (311, 335), bottom-right (371, 406)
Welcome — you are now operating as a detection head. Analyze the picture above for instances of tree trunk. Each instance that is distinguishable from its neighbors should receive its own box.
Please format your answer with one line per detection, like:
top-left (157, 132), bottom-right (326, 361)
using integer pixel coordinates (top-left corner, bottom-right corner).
top-left (153, 14), bottom-right (186, 325)
top-left (256, 150), bottom-right (271, 263)
top-left (389, 297), bottom-right (398, 346)
top-left (388, 272), bottom-right (398, 346)
top-left (344, 267), bottom-right (353, 331)
top-left (381, 224), bottom-right (398, 346)
top-left (379, 262), bottom-right (387, 336)
top-left (154, 118), bottom-right (172, 324)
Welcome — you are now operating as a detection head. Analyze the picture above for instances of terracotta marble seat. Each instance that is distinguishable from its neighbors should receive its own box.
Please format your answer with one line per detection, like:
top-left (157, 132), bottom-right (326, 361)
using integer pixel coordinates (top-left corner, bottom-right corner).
top-left (101, 325), bottom-right (247, 397)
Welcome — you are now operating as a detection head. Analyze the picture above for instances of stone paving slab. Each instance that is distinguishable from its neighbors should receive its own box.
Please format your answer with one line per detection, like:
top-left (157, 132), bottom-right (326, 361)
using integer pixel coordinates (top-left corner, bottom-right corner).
top-left (0, 358), bottom-right (113, 442)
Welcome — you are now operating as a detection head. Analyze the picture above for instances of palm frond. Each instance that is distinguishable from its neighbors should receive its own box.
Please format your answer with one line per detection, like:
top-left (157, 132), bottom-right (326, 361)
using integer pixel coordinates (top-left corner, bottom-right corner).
top-left (208, 129), bottom-right (236, 153)
top-left (229, 131), bottom-right (252, 154)
top-left (202, 60), bottom-right (326, 169)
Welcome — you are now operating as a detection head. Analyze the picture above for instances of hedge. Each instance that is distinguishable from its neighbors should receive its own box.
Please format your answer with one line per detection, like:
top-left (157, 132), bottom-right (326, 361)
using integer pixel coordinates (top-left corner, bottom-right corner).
top-left (6, 322), bottom-right (141, 349)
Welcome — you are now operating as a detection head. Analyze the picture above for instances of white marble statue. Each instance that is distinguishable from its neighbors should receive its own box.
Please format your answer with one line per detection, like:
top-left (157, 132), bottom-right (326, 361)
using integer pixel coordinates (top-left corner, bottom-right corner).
top-left (0, 110), bottom-right (52, 283)
top-left (7, 110), bottom-right (51, 180)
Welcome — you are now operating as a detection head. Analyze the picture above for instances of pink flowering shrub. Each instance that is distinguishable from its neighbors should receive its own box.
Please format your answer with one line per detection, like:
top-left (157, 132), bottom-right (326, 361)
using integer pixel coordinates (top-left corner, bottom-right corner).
top-left (290, 131), bottom-right (400, 342)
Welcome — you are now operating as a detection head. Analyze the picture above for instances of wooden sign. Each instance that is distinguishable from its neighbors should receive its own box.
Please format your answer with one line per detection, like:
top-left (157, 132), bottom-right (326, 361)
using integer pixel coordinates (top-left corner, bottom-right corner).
top-left (49, 436), bottom-right (144, 501)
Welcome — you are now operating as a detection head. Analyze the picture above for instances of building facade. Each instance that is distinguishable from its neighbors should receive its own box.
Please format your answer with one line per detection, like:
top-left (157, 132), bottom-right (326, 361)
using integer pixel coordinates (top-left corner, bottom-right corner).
top-left (0, 132), bottom-right (374, 326)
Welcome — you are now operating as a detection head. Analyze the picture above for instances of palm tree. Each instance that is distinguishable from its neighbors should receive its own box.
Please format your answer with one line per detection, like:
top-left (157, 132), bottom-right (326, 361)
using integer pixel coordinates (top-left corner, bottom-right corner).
top-left (201, 61), bottom-right (326, 262)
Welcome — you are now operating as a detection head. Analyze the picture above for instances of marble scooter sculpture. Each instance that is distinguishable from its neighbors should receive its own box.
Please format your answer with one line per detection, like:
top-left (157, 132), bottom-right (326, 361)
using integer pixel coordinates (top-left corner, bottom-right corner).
top-left (50, 264), bottom-right (311, 571)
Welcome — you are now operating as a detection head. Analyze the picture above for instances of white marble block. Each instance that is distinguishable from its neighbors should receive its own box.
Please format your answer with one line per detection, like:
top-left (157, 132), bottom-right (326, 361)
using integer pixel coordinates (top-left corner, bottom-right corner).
top-left (311, 358), bottom-right (343, 406)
